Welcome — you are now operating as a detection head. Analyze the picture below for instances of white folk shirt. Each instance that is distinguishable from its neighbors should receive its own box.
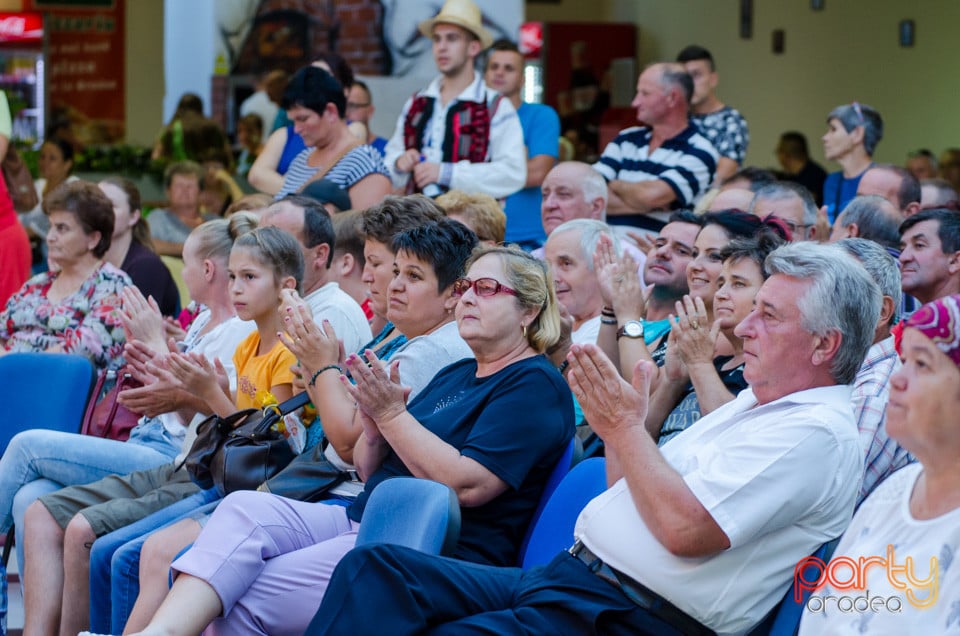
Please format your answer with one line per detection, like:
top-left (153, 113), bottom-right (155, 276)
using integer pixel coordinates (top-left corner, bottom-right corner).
top-left (575, 385), bottom-right (862, 635)
top-left (383, 73), bottom-right (526, 199)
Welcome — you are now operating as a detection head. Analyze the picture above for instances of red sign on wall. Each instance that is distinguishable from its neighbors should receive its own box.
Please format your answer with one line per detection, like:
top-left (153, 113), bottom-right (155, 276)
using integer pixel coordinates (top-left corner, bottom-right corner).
top-left (0, 13), bottom-right (43, 43)
top-left (519, 22), bottom-right (543, 58)
top-left (25, 0), bottom-right (125, 143)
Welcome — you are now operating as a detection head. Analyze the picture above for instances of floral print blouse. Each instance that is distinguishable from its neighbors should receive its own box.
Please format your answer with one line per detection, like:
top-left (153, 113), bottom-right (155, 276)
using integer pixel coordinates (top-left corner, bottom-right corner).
top-left (0, 262), bottom-right (130, 371)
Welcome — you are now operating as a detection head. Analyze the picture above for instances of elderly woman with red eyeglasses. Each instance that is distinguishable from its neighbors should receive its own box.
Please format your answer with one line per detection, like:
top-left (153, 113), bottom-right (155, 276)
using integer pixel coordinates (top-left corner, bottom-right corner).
top-left (127, 237), bottom-right (575, 636)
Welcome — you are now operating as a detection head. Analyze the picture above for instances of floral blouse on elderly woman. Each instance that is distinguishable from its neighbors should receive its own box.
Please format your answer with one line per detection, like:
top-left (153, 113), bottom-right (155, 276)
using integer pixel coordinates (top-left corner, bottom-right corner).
top-left (0, 262), bottom-right (130, 371)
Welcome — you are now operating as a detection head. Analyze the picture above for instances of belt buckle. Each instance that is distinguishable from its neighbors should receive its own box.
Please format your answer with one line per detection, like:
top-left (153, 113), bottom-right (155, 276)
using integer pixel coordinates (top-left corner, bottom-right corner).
top-left (568, 539), bottom-right (583, 556)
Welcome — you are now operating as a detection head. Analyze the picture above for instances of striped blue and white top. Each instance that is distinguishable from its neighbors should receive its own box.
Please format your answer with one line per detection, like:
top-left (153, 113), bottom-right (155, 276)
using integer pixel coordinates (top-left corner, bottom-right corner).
top-left (275, 144), bottom-right (389, 202)
top-left (593, 125), bottom-right (718, 226)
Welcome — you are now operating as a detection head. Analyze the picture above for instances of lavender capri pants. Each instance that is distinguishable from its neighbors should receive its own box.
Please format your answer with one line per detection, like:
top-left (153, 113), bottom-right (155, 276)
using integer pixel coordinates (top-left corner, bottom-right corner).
top-left (171, 490), bottom-right (360, 636)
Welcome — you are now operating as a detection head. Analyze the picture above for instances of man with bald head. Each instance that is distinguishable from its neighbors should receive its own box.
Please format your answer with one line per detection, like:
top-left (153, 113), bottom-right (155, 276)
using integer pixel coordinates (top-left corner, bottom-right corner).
top-left (540, 161), bottom-right (607, 235)
top-left (705, 187), bottom-right (754, 212)
top-left (594, 62), bottom-right (718, 232)
top-left (856, 164), bottom-right (921, 217)
top-left (536, 161), bottom-right (646, 272)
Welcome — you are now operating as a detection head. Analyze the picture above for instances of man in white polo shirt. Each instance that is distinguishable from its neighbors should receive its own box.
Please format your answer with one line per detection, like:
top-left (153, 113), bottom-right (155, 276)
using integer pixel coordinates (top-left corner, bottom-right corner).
top-left (309, 242), bottom-right (880, 636)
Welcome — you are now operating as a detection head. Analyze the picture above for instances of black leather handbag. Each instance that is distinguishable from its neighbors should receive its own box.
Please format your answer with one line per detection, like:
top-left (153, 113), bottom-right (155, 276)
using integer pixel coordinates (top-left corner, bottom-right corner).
top-left (257, 442), bottom-right (358, 502)
top-left (183, 392), bottom-right (310, 496)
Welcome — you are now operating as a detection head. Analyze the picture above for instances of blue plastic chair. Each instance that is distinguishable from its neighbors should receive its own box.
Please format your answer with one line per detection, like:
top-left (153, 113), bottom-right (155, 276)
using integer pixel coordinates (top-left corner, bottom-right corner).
top-left (0, 352), bottom-right (96, 453)
top-left (520, 457), bottom-right (608, 569)
top-left (0, 352), bottom-right (96, 566)
top-left (747, 538), bottom-right (841, 635)
top-left (354, 477), bottom-right (461, 556)
top-left (516, 436), bottom-right (582, 564)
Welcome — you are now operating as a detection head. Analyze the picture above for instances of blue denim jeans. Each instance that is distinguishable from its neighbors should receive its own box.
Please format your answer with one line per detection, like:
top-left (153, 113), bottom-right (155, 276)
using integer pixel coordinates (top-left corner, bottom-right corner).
top-left (87, 492), bottom-right (220, 633)
top-left (0, 426), bottom-right (180, 572)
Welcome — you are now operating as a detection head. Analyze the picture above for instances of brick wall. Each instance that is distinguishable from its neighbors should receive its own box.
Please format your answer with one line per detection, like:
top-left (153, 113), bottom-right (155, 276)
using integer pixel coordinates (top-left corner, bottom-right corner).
top-left (235, 0), bottom-right (387, 75)
top-left (210, 76), bottom-right (229, 130)
top-left (212, 0), bottom-right (389, 131)
top-left (333, 0), bottom-right (388, 75)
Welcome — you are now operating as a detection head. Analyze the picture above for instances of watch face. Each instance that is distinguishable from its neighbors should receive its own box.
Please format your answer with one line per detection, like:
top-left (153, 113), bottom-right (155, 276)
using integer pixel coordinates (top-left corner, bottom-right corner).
top-left (625, 321), bottom-right (643, 337)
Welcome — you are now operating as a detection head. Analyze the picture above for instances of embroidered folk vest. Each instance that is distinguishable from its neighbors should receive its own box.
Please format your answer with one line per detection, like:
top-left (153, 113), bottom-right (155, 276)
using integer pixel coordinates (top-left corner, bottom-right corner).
top-left (402, 92), bottom-right (503, 193)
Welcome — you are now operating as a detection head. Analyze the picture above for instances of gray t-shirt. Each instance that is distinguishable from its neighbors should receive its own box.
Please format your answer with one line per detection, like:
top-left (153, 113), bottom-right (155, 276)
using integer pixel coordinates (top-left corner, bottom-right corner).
top-left (391, 320), bottom-right (473, 400)
top-left (147, 209), bottom-right (218, 245)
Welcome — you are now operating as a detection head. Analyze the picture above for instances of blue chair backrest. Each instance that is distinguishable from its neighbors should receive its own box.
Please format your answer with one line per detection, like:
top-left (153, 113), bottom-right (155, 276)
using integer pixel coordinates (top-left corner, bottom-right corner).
top-left (355, 477), bottom-right (461, 556)
top-left (0, 352), bottom-right (96, 454)
top-left (749, 538), bottom-right (841, 635)
top-left (517, 436), bottom-right (581, 564)
top-left (520, 457), bottom-right (607, 570)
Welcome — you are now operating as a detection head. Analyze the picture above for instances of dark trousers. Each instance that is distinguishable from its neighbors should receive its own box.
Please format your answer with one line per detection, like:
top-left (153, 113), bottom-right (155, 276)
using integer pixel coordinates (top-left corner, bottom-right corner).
top-left (308, 544), bottom-right (693, 635)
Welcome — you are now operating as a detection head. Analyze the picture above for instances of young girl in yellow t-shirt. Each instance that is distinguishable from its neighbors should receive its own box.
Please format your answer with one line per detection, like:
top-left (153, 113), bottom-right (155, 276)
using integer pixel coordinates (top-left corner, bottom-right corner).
top-left (167, 225), bottom-right (302, 415)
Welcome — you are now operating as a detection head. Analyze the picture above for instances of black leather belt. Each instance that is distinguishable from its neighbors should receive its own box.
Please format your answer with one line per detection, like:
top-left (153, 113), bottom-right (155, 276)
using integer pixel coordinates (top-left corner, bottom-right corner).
top-left (569, 540), bottom-right (716, 636)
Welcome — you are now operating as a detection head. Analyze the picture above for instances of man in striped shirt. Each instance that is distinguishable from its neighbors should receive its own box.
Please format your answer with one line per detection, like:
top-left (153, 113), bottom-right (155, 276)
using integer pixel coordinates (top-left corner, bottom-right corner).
top-left (593, 63), bottom-right (718, 232)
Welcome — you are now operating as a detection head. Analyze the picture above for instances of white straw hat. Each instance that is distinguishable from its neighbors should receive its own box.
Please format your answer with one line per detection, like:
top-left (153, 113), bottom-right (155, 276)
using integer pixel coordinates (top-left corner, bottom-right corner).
top-left (418, 0), bottom-right (494, 49)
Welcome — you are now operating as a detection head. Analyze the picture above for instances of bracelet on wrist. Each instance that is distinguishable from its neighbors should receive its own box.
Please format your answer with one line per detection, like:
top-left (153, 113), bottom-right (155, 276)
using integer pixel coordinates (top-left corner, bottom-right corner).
top-left (557, 359), bottom-right (570, 375)
top-left (600, 317), bottom-right (618, 325)
top-left (601, 306), bottom-right (616, 317)
top-left (308, 364), bottom-right (343, 387)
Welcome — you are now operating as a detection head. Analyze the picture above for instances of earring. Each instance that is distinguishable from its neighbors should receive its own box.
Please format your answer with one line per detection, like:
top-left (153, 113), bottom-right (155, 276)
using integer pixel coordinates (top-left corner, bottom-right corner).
top-left (522, 323), bottom-right (527, 338)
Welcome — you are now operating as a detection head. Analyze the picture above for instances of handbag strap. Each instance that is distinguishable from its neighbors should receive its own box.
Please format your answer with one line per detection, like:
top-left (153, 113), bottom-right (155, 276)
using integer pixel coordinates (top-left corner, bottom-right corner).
top-left (275, 390), bottom-right (312, 415)
top-left (252, 390), bottom-right (313, 435)
top-left (80, 370), bottom-right (111, 436)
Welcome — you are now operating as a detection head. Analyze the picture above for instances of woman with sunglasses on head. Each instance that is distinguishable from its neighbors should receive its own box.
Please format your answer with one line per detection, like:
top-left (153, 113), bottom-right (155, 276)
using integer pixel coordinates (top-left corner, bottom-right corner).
top-left (127, 231), bottom-right (574, 636)
top-left (821, 102), bottom-right (883, 223)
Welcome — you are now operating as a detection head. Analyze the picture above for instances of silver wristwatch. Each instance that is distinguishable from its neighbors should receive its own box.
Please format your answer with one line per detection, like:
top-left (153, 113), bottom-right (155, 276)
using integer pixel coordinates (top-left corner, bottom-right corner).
top-left (616, 320), bottom-right (644, 340)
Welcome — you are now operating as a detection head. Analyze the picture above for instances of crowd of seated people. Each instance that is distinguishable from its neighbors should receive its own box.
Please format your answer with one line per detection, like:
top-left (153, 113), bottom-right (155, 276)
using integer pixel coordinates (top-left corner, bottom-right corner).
top-left (3, 1), bottom-right (960, 633)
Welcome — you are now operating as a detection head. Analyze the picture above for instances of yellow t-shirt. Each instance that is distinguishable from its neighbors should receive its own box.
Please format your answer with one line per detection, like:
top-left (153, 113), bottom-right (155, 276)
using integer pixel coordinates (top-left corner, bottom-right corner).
top-left (232, 331), bottom-right (296, 410)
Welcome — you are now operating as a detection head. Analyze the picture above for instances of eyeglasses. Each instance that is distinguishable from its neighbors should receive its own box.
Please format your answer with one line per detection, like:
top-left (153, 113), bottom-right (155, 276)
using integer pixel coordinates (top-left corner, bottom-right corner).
top-left (783, 220), bottom-right (812, 238)
top-left (451, 277), bottom-right (518, 298)
top-left (851, 101), bottom-right (864, 124)
top-left (346, 101), bottom-right (371, 110)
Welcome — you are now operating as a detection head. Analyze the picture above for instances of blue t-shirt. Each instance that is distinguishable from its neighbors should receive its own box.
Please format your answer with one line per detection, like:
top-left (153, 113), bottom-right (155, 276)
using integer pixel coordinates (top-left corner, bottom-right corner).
top-left (504, 102), bottom-right (560, 244)
top-left (277, 124), bottom-right (307, 175)
top-left (347, 355), bottom-right (575, 566)
top-left (823, 168), bottom-right (869, 224)
top-left (370, 136), bottom-right (388, 157)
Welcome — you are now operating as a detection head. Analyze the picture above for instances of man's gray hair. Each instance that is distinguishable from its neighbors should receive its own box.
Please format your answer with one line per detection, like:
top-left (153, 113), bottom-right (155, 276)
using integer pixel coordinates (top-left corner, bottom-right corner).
top-left (653, 62), bottom-right (693, 106)
top-left (835, 195), bottom-right (902, 250)
top-left (550, 218), bottom-right (620, 271)
top-left (765, 242), bottom-right (881, 384)
top-left (579, 166), bottom-right (609, 212)
top-left (749, 182), bottom-right (818, 225)
top-left (836, 237), bottom-right (901, 326)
